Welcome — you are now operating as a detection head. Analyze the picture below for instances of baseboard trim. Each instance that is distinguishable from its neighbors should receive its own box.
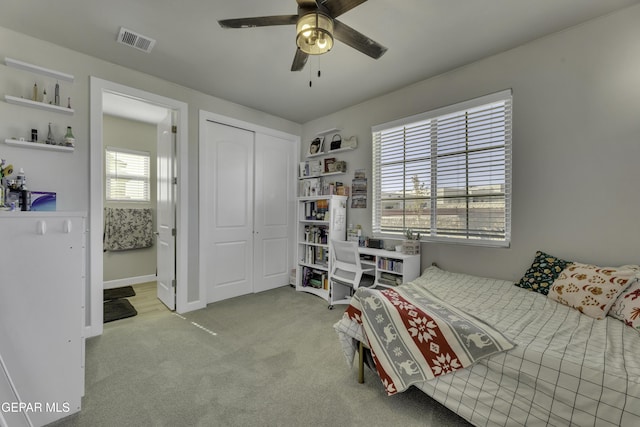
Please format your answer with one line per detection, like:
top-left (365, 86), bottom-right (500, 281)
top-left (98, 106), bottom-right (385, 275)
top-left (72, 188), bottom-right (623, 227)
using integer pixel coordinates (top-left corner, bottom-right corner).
top-left (103, 275), bottom-right (157, 290)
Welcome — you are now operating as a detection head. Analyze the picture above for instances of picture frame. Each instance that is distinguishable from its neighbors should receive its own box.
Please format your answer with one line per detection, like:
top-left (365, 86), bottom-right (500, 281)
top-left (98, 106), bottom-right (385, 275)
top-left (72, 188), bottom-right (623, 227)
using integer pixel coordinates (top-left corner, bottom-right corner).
top-left (323, 157), bottom-right (336, 173)
top-left (307, 136), bottom-right (324, 157)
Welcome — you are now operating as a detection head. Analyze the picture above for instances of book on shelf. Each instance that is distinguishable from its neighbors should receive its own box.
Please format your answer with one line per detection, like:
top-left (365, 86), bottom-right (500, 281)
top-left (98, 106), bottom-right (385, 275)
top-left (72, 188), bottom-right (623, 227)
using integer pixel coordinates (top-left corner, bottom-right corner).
top-left (299, 159), bottom-right (323, 178)
top-left (303, 244), bottom-right (329, 266)
top-left (304, 225), bottom-right (328, 244)
top-left (303, 199), bottom-right (329, 221)
top-left (378, 257), bottom-right (404, 273)
top-left (379, 272), bottom-right (402, 286)
top-left (301, 266), bottom-right (327, 289)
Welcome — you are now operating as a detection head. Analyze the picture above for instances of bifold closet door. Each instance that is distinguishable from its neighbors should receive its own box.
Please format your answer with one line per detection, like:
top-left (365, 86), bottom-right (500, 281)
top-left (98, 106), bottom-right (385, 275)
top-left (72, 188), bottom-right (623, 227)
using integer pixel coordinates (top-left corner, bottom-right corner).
top-left (253, 133), bottom-right (295, 293)
top-left (201, 121), bottom-right (255, 303)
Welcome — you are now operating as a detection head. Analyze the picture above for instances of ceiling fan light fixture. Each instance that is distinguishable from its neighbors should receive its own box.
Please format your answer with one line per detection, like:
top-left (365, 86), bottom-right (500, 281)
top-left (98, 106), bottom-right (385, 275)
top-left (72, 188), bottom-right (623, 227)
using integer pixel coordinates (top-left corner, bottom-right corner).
top-left (296, 12), bottom-right (334, 55)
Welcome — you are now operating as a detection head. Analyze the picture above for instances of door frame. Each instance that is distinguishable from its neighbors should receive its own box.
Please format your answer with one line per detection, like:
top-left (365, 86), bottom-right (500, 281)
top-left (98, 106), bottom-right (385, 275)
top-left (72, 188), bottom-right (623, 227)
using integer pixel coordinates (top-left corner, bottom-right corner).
top-left (198, 110), bottom-right (300, 302)
top-left (88, 77), bottom-right (191, 338)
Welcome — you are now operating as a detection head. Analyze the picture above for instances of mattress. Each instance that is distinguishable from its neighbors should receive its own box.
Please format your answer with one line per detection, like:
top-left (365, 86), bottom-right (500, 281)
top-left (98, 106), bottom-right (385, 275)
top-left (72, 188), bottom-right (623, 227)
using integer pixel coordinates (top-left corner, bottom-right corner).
top-left (335, 266), bottom-right (640, 426)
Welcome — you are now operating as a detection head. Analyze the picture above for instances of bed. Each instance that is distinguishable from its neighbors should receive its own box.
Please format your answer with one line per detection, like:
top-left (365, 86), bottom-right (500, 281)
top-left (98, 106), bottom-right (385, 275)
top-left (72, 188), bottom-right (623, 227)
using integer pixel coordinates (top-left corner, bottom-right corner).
top-left (334, 263), bottom-right (640, 426)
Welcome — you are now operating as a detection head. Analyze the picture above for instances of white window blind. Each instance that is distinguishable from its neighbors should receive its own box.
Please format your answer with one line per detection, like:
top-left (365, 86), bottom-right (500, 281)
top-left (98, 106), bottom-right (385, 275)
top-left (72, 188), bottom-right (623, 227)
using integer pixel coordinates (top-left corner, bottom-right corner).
top-left (372, 90), bottom-right (512, 246)
top-left (105, 147), bottom-right (150, 202)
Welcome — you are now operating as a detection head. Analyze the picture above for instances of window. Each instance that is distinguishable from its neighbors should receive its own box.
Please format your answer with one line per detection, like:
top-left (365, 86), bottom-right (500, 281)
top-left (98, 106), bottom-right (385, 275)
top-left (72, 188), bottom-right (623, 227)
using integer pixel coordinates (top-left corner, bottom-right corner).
top-left (105, 147), bottom-right (150, 202)
top-left (372, 90), bottom-right (512, 246)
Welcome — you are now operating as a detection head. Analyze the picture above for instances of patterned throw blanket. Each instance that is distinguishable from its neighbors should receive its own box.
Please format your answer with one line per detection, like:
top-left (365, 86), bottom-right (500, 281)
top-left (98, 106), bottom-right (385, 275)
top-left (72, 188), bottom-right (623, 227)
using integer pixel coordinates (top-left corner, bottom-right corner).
top-left (343, 284), bottom-right (514, 395)
top-left (104, 207), bottom-right (154, 251)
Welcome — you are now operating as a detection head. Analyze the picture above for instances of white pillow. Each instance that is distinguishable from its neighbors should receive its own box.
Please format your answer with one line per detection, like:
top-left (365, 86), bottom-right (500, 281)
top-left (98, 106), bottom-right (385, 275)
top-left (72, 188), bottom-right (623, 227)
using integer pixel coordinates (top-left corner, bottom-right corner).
top-left (548, 263), bottom-right (636, 319)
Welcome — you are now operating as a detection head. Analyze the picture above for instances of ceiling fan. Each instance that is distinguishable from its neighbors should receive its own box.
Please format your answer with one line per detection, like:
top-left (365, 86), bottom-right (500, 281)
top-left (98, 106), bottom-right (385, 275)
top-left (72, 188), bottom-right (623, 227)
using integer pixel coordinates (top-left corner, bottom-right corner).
top-left (218, 0), bottom-right (387, 72)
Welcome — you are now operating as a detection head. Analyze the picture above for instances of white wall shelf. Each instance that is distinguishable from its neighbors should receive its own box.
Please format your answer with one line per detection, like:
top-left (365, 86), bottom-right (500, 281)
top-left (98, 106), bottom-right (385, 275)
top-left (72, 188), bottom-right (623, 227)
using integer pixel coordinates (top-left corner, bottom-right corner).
top-left (5, 57), bottom-right (75, 82)
top-left (299, 171), bottom-right (346, 179)
top-left (326, 146), bottom-right (355, 154)
top-left (4, 138), bottom-right (74, 152)
top-left (4, 95), bottom-right (74, 115)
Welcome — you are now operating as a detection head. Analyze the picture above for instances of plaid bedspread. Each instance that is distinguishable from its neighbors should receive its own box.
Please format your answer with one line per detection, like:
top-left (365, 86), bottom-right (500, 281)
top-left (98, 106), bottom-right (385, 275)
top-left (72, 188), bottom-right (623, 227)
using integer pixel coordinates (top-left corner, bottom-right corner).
top-left (342, 285), bottom-right (514, 395)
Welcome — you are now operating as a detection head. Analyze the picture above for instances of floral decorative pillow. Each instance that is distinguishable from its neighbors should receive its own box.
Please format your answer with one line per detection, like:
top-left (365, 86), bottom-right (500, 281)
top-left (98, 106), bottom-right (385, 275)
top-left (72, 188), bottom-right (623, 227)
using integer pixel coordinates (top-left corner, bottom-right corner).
top-left (548, 263), bottom-right (636, 319)
top-left (514, 251), bottom-right (572, 295)
top-left (608, 265), bottom-right (640, 330)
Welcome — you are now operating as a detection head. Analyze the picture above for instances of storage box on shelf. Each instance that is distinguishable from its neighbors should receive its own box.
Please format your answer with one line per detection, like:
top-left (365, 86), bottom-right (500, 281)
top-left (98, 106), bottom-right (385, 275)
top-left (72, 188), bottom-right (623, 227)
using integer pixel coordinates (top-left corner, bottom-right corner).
top-left (296, 195), bottom-right (347, 303)
top-left (401, 240), bottom-right (420, 255)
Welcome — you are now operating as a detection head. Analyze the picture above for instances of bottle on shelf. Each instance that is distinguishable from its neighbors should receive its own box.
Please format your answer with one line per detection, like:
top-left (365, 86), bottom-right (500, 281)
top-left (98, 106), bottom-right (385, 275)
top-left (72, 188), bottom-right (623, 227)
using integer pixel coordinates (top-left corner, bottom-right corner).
top-left (16, 168), bottom-right (26, 189)
top-left (32, 83), bottom-right (38, 101)
top-left (55, 81), bottom-right (60, 106)
top-left (46, 122), bottom-right (56, 145)
top-left (64, 126), bottom-right (75, 147)
top-left (15, 168), bottom-right (31, 211)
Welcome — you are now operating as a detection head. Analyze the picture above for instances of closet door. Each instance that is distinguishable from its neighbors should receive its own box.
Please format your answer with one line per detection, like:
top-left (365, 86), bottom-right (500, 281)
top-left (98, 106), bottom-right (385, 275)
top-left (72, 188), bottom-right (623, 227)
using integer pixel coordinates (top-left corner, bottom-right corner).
top-left (253, 133), bottom-right (295, 292)
top-left (201, 121), bottom-right (255, 303)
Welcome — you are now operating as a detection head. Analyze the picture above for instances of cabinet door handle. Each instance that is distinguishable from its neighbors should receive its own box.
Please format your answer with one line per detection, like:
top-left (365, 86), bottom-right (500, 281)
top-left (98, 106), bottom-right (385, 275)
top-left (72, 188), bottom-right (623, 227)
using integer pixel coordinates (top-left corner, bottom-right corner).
top-left (36, 220), bottom-right (47, 235)
top-left (63, 219), bottom-right (72, 234)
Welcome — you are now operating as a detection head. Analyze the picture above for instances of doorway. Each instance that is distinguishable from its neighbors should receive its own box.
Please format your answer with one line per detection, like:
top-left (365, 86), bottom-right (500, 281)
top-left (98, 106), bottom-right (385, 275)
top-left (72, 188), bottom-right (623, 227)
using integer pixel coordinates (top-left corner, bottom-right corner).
top-left (88, 77), bottom-right (192, 338)
top-left (102, 97), bottom-right (170, 314)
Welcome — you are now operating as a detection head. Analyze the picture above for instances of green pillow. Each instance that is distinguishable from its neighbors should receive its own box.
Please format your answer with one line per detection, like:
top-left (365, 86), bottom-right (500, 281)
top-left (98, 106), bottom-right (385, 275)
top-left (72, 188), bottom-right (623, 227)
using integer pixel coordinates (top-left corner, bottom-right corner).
top-left (515, 251), bottom-right (572, 295)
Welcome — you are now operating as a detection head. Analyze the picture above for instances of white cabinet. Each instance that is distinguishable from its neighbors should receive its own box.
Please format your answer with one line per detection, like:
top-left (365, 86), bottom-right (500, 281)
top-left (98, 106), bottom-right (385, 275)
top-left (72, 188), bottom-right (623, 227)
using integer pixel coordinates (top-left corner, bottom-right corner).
top-left (0, 212), bottom-right (85, 427)
top-left (358, 247), bottom-right (421, 288)
top-left (296, 195), bottom-right (347, 302)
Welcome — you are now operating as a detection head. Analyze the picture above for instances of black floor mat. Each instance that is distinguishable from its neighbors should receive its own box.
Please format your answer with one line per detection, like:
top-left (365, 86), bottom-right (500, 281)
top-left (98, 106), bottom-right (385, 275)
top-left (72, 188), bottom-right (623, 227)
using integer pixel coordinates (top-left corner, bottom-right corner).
top-left (104, 286), bottom-right (136, 301)
top-left (104, 299), bottom-right (137, 323)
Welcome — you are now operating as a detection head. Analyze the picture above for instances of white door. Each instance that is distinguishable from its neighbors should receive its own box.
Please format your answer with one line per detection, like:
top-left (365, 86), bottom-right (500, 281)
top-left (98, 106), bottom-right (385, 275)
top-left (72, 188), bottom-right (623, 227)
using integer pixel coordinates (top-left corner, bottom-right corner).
top-left (202, 121), bottom-right (255, 303)
top-left (156, 113), bottom-right (176, 309)
top-left (253, 133), bottom-right (295, 292)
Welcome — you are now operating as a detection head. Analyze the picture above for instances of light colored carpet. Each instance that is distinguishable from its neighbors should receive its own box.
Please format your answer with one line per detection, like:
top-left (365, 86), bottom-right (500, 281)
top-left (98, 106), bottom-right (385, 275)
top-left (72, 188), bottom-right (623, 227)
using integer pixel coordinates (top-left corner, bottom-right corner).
top-left (49, 286), bottom-right (471, 427)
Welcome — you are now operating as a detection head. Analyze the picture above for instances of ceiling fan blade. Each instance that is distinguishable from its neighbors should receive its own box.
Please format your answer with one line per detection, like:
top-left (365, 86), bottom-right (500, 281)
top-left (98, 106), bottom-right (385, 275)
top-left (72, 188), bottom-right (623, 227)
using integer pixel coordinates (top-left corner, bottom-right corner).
top-left (218, 15), bottom-right (298, 29)
top-left (321, 0), bottom-right (368, 18)
top-left (333, 20), bottom-right (387, 59)
top-left (291, 49), bottom-right (309, 71)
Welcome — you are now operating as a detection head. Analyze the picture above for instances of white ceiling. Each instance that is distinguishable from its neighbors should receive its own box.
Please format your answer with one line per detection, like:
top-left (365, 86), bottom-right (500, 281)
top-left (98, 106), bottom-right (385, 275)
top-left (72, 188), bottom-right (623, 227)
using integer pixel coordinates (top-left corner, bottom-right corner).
top-left (2, 0), bottom-right (638, 124)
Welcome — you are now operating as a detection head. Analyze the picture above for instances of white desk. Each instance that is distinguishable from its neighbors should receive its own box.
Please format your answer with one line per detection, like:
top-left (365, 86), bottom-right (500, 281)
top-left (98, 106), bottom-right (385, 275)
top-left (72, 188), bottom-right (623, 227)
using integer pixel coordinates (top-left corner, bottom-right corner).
top-left (328, 246), bottom-right (421, 308)
top-left (357, 247), bottom-right (421, 288)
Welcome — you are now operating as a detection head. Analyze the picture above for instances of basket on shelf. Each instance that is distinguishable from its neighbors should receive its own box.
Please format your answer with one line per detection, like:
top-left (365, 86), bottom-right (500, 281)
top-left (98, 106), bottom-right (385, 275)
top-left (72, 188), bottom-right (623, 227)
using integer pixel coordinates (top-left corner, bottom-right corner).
top-left (402, 228), bottom-right (421, 255)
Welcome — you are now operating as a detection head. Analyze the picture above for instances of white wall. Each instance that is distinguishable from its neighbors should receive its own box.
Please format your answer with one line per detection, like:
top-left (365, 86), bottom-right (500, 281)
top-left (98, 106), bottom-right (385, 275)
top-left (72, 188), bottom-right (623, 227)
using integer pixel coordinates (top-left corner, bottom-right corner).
top-left (0, 26), bottom-right (301, 322)
top-left (2, 3), bottom-right (640, 304)
top-left (301, 4), bottom-right (640, 281)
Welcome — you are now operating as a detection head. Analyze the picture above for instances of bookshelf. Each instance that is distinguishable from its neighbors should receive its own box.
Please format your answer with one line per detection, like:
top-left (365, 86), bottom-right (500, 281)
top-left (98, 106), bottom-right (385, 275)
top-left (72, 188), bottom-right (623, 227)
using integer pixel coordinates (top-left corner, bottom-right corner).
top-left (358, 247), bottom-right (421, 288)
top-left (296, 195), bottom-right (347, 303)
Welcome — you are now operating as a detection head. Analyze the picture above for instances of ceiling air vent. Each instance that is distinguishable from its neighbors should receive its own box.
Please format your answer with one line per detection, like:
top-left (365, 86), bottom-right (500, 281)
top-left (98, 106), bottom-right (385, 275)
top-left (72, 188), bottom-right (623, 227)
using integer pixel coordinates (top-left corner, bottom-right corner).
top-left (117, 27), bottom-right (156, 53)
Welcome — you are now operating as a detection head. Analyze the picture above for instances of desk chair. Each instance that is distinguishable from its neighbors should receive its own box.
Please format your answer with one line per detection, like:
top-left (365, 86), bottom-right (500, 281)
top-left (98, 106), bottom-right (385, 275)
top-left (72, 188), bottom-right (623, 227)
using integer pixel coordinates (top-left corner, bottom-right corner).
top-left (328, 240), bottom-right (375, 309)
